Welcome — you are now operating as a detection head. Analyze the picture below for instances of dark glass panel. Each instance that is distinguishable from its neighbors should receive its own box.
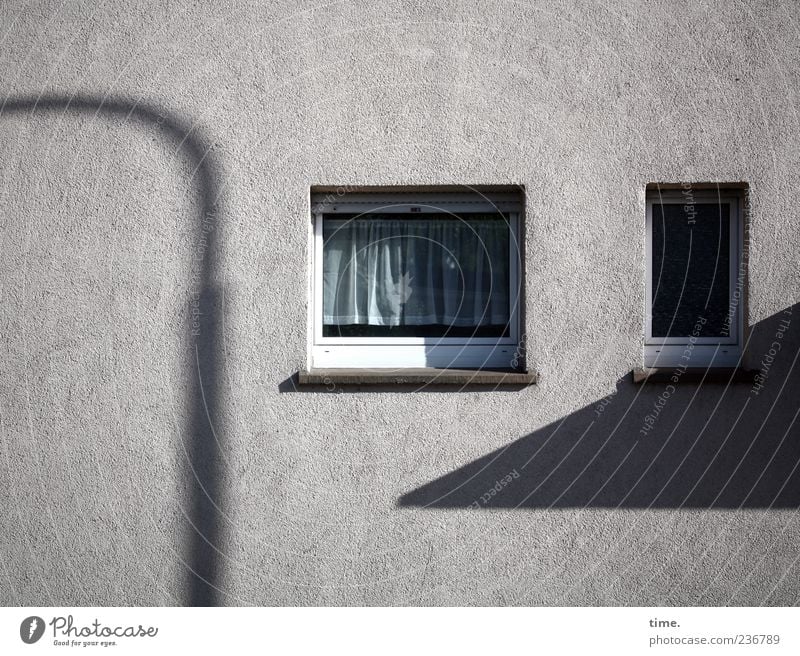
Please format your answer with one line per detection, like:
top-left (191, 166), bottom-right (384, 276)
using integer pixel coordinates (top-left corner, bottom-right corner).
top-left (322, 213), bottom-right (511, 338)
top-left (651, 203), bottom-right (731, 337)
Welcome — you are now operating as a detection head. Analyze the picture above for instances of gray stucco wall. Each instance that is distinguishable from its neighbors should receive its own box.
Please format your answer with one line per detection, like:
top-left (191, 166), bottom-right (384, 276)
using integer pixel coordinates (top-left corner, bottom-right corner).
top-left (1, 0), bottom-right (799, 606)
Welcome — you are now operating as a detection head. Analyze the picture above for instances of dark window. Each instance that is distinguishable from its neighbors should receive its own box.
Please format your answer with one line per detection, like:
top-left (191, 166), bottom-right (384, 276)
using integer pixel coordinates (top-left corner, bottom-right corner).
top-left (651, 203), bottom-right (731, 338)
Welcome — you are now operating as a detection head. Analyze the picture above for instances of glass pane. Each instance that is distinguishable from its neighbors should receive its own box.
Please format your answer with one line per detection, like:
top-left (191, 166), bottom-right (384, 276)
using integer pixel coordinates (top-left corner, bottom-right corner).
top-left (651, 203), bottom-right (732, 338)
top-left (322, 213), bottom-right (511, 338)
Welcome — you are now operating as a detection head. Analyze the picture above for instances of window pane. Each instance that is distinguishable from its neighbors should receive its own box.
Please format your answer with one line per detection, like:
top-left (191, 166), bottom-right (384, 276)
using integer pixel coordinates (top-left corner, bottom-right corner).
top-left (322, 213), bottom-right (511, 338)
top-left (651, 203), bottom-right (731, 338)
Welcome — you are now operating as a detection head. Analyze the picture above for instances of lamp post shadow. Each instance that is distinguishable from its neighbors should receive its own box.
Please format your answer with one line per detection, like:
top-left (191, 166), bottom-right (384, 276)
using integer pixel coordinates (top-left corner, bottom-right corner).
top-left (1, 94), bottom-right (226, 606)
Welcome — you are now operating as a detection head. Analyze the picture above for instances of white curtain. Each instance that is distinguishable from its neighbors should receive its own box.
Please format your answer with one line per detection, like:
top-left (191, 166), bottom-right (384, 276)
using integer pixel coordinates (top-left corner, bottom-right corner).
top-left (322, 215), bottom-right (510, 327)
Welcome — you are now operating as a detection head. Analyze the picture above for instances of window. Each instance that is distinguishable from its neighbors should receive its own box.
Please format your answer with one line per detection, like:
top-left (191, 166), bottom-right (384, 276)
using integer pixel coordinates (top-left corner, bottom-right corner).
top-left (310, 189), bottom-right (523, 369)
top-left (645, 187), bottom-right (744, 368)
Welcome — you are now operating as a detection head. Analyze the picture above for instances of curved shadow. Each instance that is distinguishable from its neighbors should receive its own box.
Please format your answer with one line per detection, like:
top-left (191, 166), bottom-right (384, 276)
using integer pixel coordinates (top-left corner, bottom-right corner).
top-left (1, 94), bottom-right (225, 605)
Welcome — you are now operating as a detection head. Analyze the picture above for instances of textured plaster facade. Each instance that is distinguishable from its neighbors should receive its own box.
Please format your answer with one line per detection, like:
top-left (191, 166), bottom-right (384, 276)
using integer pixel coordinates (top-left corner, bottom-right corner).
top-left (1, 1), bottom-right (799, 606)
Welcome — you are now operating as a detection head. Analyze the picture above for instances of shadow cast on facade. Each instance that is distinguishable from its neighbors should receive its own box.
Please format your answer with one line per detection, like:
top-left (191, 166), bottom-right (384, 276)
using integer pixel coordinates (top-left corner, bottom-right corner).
top-left (1, 94), bottom-right (225, 605)
top-left (400, 304), bottom-right (799, 509)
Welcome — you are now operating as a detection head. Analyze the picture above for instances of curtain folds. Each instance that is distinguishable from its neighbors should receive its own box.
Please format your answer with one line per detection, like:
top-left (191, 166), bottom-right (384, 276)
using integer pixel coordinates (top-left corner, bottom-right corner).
top-left (322, 214), bottom-right (510, 328)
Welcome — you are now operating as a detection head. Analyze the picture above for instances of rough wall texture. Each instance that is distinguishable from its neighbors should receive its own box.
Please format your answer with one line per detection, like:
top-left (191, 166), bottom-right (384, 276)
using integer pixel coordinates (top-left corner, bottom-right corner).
top-left (1, 0), bottom-right (799, 606)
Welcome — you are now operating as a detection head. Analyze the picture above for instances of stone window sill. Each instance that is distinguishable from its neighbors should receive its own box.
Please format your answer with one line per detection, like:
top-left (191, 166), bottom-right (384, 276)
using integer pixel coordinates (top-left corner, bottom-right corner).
top-left (297, 368), bottom-right (537, 386)
top-left (632, 367), bottom-right (758, 384)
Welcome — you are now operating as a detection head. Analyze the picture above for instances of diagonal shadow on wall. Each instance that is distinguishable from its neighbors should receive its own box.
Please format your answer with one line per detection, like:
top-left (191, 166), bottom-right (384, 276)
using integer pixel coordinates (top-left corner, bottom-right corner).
top-left (400, 303), bottom-right (800, 509)
top-left (1, 94), bottom-right (225, 605)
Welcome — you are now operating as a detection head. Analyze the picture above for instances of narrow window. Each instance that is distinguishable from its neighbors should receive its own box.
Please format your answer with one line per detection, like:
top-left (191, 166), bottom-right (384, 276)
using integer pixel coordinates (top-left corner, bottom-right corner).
top-left (645, 187), bottom-right (744, 368)
top-left (311, 189), bottom-right (523, 369)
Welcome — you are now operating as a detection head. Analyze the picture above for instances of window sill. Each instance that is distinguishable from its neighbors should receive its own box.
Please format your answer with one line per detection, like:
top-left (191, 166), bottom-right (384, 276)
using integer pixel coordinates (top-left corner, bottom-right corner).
top-left (632, 367), bottom-right (758, 384)
top-left (298, 368), bottom-right (537, 386)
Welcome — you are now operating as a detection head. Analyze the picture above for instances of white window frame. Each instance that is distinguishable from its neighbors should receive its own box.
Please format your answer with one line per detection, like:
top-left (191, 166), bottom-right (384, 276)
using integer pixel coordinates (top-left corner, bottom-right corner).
top-left (310, 192), bottom-right (523, 369)
top-left (645, 190), bottom-right (744, 368)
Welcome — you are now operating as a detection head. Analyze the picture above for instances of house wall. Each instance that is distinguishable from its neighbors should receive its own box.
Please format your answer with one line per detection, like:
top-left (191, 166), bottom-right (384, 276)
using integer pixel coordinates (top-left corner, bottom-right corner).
top-left (1, 0), bottom-right (799, 605)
